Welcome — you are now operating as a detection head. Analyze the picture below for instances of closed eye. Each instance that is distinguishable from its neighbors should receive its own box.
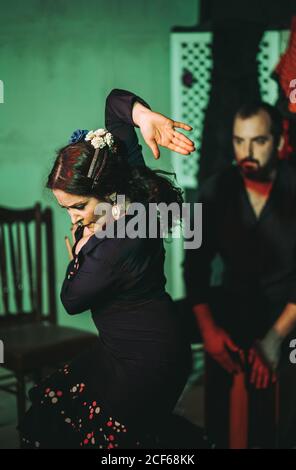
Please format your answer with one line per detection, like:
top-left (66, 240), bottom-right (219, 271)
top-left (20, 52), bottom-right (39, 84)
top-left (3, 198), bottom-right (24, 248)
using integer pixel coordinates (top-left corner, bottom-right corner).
top-left (59, 203), bottom-right (86, 210)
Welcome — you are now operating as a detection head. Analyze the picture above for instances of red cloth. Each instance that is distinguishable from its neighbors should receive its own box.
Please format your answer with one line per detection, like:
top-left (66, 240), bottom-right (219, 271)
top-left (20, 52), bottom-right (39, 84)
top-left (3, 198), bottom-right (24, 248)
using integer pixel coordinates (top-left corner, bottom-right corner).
top-left (279, 119), bottom-right (294, 159)
top-left (275, 16), bottom-right (296, 114)
top-left (274, 17), bottom-right (296, 159)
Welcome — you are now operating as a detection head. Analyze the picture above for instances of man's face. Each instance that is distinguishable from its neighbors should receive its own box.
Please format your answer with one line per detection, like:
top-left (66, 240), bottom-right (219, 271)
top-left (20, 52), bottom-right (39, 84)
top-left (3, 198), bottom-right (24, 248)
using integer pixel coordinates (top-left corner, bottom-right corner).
top-left (53, 189), bottom-right (101, 228)
top-left (232, 110), bottom-right (278, 181)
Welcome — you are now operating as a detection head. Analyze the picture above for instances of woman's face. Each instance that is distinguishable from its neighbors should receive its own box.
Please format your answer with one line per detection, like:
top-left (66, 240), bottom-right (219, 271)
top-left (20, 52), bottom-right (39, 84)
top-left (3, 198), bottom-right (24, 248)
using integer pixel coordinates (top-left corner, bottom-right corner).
top-left (53, 189), bottom-right (101, 227)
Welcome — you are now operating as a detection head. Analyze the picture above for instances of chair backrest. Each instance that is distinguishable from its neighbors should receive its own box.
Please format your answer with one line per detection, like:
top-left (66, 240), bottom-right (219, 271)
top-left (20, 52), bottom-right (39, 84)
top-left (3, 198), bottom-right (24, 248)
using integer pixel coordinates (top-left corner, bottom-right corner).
top-left (0, 203), bottom-right (57, 326)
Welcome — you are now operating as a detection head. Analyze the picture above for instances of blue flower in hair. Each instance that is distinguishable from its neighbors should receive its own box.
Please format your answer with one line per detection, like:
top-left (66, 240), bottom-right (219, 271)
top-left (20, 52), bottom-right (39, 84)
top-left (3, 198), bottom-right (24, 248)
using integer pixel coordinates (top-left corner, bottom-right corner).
top-left (68, 129), bottom-right (89, 144)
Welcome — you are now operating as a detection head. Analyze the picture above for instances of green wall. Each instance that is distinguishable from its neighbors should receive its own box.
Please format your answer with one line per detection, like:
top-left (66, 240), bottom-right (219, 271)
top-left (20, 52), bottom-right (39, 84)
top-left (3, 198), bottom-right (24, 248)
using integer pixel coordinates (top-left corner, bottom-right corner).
top-left (0, 0), bottom-right (199, 331)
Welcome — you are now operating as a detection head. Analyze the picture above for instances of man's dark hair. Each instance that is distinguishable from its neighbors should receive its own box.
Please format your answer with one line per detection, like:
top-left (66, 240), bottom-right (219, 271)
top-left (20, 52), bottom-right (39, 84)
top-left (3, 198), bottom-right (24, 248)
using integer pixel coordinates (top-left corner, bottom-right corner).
top-left (235, 101), bottom-right (283, 147)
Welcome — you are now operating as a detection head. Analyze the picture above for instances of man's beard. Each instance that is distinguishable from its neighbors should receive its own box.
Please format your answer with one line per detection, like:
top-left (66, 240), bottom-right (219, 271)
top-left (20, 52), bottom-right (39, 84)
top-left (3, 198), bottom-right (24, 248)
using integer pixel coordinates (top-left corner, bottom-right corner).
top-left (237, 151), bottom-right (278, 182)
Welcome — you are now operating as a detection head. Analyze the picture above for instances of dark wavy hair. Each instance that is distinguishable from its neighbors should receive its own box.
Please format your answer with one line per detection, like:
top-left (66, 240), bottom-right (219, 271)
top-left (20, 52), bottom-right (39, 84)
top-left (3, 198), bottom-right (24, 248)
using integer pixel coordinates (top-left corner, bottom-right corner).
top-left (235, 101), bottom-right (283, 147)
top-left (46, 140), bottom-right (184, 232)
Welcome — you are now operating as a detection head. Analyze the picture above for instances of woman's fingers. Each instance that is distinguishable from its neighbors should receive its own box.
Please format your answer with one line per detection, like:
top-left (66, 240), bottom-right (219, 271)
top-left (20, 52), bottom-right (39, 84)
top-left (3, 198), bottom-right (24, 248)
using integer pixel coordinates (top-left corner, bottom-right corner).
top-left (65, 236), bottom-right (73, 261)
top-left (152, 123), bottom-right (195, 156)
top-left (172, 130), bottom-right (195, 148)
top-left (148, 139), bottom-right (160, 159)
top-left (70, 225), bottom-right (76, 244)
top-left (171, 136), bottom-right (195, 152)
top-left (168, 143), bottom-right (192, 155)
top-left (173, 121), bottom-right (192, 131)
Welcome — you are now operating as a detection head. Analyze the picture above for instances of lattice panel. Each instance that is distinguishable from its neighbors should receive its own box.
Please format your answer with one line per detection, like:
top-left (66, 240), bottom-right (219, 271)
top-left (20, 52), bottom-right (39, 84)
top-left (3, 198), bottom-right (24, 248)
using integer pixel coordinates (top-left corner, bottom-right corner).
top-left (169, 30), bottom-right (289, 300)
top-left (170, 33), bottom-right (212, 190)
top-left (258, 31), bottom-right (289, 104)
top-left (170, 30), bottom-right (289, 190)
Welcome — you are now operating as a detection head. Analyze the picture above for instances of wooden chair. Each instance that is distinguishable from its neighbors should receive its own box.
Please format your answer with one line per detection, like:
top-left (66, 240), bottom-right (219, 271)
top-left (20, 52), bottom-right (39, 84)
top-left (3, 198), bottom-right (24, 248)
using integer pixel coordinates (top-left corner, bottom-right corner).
top-left (0, 203), bottom-right (97, 426)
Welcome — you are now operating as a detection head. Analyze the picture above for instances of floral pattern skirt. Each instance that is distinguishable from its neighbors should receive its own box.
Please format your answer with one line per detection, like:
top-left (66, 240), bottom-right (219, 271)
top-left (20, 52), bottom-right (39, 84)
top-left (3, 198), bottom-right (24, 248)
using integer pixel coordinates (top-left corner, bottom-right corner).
top-left (18, 356), bottom-right (168, 449)
top-left (17, 338), bottom-right (173, 450)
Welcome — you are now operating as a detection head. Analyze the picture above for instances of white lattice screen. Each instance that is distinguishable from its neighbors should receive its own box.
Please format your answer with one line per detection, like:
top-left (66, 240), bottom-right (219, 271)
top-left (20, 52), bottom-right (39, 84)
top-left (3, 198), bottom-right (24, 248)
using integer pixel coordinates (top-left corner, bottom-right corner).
top-left (169, 30), bottom-right (289, 299)
top-left (170, 30), bottom-right (289, 190)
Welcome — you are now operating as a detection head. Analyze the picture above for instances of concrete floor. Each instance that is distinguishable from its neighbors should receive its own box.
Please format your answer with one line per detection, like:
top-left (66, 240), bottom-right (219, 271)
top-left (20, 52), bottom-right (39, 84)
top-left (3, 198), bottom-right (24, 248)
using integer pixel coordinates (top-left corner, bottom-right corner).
top-left (0, 346), bottom-right (205, 449)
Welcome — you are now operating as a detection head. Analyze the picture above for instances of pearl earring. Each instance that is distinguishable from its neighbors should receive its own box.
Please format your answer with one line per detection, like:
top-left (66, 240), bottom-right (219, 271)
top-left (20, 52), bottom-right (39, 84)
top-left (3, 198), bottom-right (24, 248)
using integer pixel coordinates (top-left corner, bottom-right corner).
top-left (109, 191), bottom-right (121, 220)
top-left (112, 203), bottom-right (121, 220)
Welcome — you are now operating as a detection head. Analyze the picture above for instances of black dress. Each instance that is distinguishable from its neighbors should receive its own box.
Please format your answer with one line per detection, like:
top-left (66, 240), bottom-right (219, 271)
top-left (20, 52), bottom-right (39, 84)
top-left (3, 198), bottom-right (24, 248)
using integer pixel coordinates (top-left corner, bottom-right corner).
top-left (18, 90), bottom-right (193, 449)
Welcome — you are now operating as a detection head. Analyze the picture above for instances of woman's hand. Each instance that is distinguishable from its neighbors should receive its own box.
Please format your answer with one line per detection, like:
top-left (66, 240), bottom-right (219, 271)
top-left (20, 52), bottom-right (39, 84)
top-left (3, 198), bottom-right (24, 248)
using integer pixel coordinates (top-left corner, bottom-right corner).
top-left (132, 101), bottom-right (195, 159)
top-left (74, 224), bottom-right (95, 255)
top-left (64, 224), bottom-right (77, 260)
top-left (65, 235), bottom-right (73, 260)
top-left (64, 223), bottom-right (95, 259)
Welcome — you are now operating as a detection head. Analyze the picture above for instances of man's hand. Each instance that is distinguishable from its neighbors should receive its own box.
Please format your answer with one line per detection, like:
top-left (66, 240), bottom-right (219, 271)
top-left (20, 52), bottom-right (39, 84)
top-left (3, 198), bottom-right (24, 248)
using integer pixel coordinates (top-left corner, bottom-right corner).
top-left (256, 328), bottom-right (283, 372)
top-left (132, 101), bottom-right (195, 159)
top-left (203, 325), bottom-right (243, 374)
top-left (248, 347), bottom-right (277, 389)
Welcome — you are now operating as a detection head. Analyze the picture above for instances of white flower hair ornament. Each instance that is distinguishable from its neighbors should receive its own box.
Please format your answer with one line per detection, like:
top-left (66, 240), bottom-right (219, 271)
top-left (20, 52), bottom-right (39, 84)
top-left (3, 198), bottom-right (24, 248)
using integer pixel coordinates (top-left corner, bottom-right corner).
top-left (85, 128), bottom-right (116, 151)
top-left (68, 128), bottom-right (117, 188)
top-left (85, 129), bottom-right (117, 182)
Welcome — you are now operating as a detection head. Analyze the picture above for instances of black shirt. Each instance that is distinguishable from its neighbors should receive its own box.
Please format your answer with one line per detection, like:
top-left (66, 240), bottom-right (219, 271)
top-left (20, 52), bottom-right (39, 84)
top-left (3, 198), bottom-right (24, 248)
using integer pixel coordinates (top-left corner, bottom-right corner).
top-left (184, 160), bottom-right (296, 338)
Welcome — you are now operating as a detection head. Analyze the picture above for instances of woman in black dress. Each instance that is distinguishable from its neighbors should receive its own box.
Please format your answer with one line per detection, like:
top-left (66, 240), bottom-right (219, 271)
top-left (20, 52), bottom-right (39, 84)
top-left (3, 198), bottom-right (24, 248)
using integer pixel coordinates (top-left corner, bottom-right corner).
top-left (18, 89), bottom-right (195, 449)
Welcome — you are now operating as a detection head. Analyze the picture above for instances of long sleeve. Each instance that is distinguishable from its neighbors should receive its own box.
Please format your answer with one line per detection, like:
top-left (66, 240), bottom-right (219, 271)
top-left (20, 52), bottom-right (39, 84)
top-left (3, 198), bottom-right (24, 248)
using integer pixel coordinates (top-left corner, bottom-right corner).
top-left (105, 88), bottom-right (151, 167)
top-left (60, 250), bottom-right (118, 315)
top-left (183, 179), bottom-right (218, 308)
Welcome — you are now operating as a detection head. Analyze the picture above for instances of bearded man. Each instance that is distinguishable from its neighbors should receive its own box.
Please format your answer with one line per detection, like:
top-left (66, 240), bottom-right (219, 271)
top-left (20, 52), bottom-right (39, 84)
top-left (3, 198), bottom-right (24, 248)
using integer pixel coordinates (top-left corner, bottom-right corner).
top-left (185, 102), bottom-right (296, 448)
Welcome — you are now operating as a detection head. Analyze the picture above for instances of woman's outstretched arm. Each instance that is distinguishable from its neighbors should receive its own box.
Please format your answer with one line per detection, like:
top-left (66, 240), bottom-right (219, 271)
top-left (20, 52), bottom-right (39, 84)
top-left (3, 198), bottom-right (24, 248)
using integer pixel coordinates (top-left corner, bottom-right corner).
top-left (105, 88), bottom-right (195, 163)
top-left (105, 89), bottom-right (150, 167)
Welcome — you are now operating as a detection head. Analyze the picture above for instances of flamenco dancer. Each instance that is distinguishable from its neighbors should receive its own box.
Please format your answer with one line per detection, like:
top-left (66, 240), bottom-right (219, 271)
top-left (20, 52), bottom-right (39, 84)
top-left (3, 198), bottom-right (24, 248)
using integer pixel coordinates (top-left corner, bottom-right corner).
top-left (18, 89), bottom-right (196, 449)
